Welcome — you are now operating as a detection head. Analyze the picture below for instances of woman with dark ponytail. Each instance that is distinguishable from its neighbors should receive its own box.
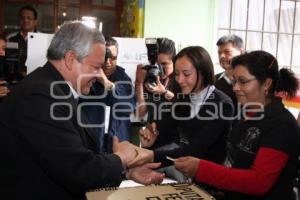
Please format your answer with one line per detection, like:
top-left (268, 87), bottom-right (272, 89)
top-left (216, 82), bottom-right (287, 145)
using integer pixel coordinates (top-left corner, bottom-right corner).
top-left (174, 50), bottom-right (300, 200)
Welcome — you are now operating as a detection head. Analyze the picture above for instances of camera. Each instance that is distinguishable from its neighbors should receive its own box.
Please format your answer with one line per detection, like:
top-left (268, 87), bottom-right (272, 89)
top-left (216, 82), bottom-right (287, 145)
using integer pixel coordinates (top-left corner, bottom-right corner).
top-left (143, 38), bottom-right (164, 87)
top-left (0, 43), bottom-right (20, 89)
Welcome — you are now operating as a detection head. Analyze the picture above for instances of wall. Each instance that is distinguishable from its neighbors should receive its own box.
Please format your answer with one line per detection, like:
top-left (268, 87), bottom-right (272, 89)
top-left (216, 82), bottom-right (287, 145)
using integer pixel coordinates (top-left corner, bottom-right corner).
top-left (143, 0), bottom-right (218, 54)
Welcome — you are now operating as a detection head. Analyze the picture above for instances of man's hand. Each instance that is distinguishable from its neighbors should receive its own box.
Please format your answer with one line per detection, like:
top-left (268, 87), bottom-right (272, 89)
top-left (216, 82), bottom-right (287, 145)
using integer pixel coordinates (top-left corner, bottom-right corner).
top-left (112, 136), bottom-right (139, 166)
top-left (127, 147), bottom-right (154, 168)
top-left (135, 64), bottom-right (147, 85)
top-left (127, 162), bottom-right (165, 185)
top-left (96, 68), bottom-right (114, 90)
top-left (113, 136), bottom-right (154, 168)
top-left (174, 156), bottom-right (200, 178)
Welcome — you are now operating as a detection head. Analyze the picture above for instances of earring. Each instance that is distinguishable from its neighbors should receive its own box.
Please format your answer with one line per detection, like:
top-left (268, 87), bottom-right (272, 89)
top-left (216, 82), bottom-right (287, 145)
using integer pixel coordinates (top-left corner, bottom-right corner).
top-left (264, 89), bottom-right (268, 96)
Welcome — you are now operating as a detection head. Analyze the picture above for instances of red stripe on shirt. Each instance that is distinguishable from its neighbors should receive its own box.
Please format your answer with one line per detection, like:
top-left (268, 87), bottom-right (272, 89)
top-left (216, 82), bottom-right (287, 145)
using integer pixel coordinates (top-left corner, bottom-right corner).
top-left (196, 147), bottom-right (289, 195)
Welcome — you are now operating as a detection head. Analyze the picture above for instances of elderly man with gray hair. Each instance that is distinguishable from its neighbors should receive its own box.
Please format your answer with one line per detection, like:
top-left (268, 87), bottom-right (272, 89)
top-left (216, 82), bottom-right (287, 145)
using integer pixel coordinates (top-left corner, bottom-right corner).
top-left (0, 21), bottom-right (164, 200)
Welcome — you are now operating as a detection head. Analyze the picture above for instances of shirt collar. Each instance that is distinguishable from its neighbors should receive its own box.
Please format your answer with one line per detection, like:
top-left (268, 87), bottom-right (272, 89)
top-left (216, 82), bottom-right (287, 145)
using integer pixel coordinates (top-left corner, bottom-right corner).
top-left (218, 72), bottom-right (232, 85)
top-left (66, 81), bottom-right (79, 100)
top-left (190, 85), bottom-right (215, 105)
top-left (190, 85), bottom-right (215, 118)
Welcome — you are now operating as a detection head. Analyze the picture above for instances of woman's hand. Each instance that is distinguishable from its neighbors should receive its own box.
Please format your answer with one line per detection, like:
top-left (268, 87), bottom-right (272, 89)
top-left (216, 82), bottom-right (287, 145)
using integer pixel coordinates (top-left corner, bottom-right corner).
top-left (139, 122), bottom-right (159, 148)
top-left (174, 156), bottom-right (201, 178)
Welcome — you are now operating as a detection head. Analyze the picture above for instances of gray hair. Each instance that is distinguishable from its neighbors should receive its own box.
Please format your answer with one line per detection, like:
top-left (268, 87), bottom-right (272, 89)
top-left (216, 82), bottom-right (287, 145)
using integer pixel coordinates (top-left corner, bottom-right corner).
top-left (47, 21), bottom-right (105, 62)
top-left (216, 34), bottom-right (244, 49)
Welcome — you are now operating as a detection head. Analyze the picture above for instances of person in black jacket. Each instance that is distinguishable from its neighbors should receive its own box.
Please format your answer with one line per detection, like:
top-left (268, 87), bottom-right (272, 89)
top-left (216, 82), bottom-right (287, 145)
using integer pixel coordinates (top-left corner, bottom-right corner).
top-left (133, 46), bottom-right (234, 181)
top-left (0, 21), bottom-right (164, 200)
top-left (215, 34), bottom-right (245, 114)
top-left (135, 38), bottom-right (177, 151)
top-left (0, 35), bottom-right (9, 99)
top-left (174, 50), bottom-right (300, 200)
top-left (7, 5), bottom-right (38, 79)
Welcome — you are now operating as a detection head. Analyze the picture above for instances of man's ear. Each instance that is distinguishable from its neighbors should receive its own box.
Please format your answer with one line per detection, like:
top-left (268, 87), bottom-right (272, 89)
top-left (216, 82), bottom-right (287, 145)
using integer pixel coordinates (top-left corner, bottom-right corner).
top-left (34, 19), bottom-right (38, 28)
top-left (64, 51), bottom-right (76, 70)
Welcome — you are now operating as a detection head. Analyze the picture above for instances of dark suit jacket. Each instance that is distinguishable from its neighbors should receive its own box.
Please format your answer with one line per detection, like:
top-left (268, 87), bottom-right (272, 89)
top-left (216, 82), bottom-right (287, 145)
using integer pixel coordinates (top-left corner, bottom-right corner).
top-left (0, 62), bottom-right (124, 200)
top-left (215, 72), bottom-right (238, 114)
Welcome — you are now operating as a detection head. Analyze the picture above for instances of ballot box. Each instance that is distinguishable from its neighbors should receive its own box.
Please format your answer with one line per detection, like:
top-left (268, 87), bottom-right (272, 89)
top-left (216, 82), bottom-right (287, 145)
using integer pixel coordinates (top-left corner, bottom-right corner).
top-left (86, 182), bottom-right (215, 200)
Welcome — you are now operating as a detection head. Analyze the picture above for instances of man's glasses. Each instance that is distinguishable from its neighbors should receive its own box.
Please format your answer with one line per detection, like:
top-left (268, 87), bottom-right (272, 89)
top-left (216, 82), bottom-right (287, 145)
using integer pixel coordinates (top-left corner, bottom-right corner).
top-left (106, 56), bottom-right (117, 62)
top-left (231, 78), bottom-right (257, 86)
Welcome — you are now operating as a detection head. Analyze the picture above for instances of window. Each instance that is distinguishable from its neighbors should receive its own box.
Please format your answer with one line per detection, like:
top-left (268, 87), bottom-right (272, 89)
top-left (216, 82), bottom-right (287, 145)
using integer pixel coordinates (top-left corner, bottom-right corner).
top-left (215, 0), bottom-right (300, 75)
top-left (2, 0), bottom-right (119, 35)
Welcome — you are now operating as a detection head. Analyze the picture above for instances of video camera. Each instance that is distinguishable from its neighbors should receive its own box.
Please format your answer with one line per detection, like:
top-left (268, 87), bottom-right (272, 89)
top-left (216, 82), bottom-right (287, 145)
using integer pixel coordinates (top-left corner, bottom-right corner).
top-left (143, 38), bottom-right (164, 87)
top-left (0, 43), bottom-right (20, 89)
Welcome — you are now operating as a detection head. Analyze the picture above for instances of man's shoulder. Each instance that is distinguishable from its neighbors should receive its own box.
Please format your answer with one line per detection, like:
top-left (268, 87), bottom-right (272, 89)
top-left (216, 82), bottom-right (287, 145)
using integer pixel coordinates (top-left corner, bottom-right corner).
top-left (215, 72), bottom-right (224, 80)
top-left (17, 63), bottom-right (63, 92)
top-left (113, 66), bottom-right (132, 81)
top-left (115, 66), bottom-right (127, 74)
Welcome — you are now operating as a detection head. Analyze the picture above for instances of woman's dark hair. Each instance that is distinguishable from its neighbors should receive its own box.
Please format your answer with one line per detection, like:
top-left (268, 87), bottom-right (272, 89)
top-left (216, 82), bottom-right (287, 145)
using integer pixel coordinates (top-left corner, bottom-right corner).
top-left (171, 46), bottom-right (215, 96)
top-left (231, 50), bottom-right (298, 98)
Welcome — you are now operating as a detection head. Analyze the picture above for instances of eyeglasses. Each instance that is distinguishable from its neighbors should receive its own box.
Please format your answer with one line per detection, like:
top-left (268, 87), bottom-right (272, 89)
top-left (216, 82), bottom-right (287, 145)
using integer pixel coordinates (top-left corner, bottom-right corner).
top-left (106, 56), bottom-right (117, 62)
top-left (231, 78), bottom-right (257, 86)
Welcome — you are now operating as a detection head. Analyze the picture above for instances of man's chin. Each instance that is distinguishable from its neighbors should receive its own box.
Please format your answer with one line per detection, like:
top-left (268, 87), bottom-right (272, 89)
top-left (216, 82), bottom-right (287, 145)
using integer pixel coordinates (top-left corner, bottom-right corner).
top-left (103, 71), bottom-right (112, 77)
top-left (220, 65), bottom-right (230, 70)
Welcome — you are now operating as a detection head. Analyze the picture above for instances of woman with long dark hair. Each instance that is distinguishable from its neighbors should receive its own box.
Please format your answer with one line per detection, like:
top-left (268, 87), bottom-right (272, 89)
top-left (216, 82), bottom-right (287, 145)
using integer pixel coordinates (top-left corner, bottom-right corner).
top-left (134, 46), bottom-right (234, 181)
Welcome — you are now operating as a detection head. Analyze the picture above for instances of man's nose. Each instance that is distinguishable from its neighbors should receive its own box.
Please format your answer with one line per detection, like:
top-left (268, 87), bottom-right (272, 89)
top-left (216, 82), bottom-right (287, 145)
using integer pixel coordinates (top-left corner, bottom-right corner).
top-left (219, 52), bottom-right (226, 59)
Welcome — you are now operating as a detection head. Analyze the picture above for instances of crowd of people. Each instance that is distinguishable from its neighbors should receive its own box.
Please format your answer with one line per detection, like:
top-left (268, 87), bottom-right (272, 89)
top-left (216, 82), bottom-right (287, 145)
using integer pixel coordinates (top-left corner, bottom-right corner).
top-left (0, 5), bottom-right (300, 200)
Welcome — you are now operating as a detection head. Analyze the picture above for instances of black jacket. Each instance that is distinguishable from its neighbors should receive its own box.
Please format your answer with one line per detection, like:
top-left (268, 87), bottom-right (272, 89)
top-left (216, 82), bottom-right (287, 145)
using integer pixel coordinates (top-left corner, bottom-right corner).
top-left (0, 62), bottom-right (123, 200)
top-left (154, 88), bottom-right (234, 166)
top-left (226, 98), bottom-right (300, 200)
